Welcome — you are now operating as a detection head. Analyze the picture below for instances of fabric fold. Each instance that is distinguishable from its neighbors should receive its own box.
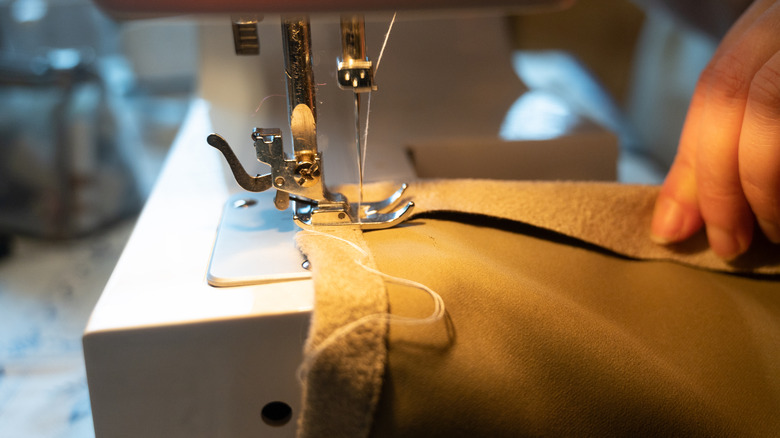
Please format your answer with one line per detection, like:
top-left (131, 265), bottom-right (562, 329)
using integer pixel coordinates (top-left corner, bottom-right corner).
top-left (359, 180), bottom-right (779, 275)
top-left (295, 180), bottom-right (780, 438)
top-left (294, 227), bottom-right (389, 438)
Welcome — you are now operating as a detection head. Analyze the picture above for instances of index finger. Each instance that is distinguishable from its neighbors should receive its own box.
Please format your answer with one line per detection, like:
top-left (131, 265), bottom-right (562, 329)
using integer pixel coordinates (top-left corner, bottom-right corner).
top-left (692, 1), bottom-right (780, 258)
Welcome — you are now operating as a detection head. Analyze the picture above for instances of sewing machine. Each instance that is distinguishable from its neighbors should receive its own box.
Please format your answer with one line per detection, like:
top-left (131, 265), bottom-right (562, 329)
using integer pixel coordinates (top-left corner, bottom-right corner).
top-left (82, 1), bottom-right (618, 436)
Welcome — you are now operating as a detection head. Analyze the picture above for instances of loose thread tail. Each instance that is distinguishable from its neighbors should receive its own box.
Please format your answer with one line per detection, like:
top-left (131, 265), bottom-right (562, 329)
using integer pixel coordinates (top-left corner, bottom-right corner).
top-left (297, 229), bottom-right (446, 381)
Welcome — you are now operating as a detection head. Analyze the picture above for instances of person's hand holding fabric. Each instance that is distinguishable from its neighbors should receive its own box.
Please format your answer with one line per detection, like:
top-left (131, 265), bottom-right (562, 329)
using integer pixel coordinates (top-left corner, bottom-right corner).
top-left (651, 0), bottom-right (780, 259)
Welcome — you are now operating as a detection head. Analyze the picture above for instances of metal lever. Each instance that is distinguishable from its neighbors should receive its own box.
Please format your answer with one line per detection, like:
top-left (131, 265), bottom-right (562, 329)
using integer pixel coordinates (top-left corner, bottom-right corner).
top-left (207, 134), bottom-right (271, 192)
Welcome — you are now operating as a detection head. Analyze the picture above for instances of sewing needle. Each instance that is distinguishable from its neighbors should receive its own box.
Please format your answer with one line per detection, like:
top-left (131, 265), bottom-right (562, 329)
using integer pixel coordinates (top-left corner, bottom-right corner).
top-left (354, 92), bottom-right (364, 223)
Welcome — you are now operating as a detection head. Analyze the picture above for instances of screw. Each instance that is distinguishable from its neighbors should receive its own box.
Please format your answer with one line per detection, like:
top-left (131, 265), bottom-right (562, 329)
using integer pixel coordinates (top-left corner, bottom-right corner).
top-left (294, 161), bottom-right (320, 187)
top-left (232, 198), bottom-right (257, 209)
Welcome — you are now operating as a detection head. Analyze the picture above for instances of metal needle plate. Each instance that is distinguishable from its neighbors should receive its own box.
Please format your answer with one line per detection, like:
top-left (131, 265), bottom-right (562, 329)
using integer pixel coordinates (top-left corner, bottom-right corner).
top-left (207, 191), bottom-right (311, 287)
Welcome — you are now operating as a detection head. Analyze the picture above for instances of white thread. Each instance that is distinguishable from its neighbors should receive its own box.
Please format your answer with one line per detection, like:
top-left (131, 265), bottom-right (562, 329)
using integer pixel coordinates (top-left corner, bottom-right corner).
top-left (355, 94), bottom-right (364, 223)
top-left (362, 93), bottom-right (371, 173)
top-left (297, 228), bottom-right (446, 379)
top-left (358, 12), bottom-right (397, 201)
top-left (374, 12), bottom-right (397, 76)
top-left (253, 94), bottom-right (285, 113)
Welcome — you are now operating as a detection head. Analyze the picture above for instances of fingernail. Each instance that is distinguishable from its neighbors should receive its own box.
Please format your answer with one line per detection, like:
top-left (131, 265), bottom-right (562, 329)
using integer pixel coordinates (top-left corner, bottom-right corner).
top-left (757, 218), bottom-right (780, 244)
top-left (651, 198), bottom-right (684, 244)
top-left (707, 226), bottom-right (748, 261)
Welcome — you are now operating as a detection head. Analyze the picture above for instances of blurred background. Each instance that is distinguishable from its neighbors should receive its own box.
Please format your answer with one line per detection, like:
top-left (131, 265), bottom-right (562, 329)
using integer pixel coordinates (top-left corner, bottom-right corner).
top-left (0, 0), bottom-right (196, 242)
top-left (0, 1), bottom-right (196, 435)
top-left (0, 0), bottom-right (719, 436)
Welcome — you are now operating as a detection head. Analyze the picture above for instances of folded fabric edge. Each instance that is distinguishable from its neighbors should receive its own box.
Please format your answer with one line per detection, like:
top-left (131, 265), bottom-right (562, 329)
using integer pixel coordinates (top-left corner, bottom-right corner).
top-left (400, 179), bottom-right (780, 276)
top-left (294, 228), bottom-right (390, 438)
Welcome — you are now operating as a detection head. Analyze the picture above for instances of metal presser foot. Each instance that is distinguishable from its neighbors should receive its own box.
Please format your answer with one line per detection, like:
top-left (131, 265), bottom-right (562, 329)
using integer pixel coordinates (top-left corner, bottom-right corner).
top-left (206, 130), bottom-right (414, 231)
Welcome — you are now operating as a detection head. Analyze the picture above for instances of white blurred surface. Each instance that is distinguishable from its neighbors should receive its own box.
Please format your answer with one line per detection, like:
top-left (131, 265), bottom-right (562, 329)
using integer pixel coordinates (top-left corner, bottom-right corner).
top-left (0, 219), bottom-right (135, 438)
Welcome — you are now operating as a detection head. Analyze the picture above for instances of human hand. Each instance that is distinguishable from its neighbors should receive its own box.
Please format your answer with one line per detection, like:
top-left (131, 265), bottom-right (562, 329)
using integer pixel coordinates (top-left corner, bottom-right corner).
top-left (651, 0), bottom-right (780, 260)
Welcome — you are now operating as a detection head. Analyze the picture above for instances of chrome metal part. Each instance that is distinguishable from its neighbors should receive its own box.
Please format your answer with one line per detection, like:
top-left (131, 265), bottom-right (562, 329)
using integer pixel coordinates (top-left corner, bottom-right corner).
top-left (289, 103), bottom-right (320, 187)
top-left (207, 130), bottom-right (414, 230)
top-left (359, 183), bottom-right (409, 216)
top-left (274, 190), bottom-right (290, 211)
top-left (337, 15), bottom-right (376, 93)
top-left (231, 15), bottom-right (261, 55)
top-left (291, 186), bottom-right (414, 230)
top-left (251, 127), bottom-right (331, 201)
top-left (207, 133), bottom-right (272, 192)
top-left (282, 16), bottom-right (318, 163)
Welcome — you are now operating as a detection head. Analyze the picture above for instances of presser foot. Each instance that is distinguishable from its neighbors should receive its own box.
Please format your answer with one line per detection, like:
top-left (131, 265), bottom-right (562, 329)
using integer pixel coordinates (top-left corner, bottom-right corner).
top-left (207, 132), bottom-right (414, 230)
top-left (290, 184), bottom-right (414, 230)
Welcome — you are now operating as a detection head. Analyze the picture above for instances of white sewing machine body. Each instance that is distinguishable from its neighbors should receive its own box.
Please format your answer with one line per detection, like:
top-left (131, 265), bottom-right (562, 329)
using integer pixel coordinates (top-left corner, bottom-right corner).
top-left (83, 8), bottom-right (618, 437)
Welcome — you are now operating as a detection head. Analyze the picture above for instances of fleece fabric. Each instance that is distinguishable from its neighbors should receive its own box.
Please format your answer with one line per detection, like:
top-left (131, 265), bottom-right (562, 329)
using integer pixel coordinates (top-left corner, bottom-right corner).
top-left (400, 180), bottom-right (779, 275)
top-left (295, 226), bottom-right (387, 437)
top-left (295, 180), bottom-right (780, 438)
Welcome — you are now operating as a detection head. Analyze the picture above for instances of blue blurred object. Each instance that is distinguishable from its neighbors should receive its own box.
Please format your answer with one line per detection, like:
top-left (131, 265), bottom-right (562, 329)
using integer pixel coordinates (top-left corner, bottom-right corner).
top-left (0, 0), bottom-right (142, 239)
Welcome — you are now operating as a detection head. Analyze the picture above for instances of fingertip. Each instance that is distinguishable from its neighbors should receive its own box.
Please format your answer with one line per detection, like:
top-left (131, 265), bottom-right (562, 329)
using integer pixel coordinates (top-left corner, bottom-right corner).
top-left (650, 196), bottom-right (702, 244)
top-left (651, 197), bottom-right (682, 244)
top-left (757, 218), bottom-right (780, 244)
top-left (707, 224), bottom-right (752, 261)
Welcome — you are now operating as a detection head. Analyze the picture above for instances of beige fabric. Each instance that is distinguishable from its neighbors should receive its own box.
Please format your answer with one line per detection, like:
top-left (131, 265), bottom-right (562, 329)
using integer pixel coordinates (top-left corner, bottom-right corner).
top-left (295, 180), bottom-right (780, 438)
top-left (368, 218), bottom-right (780, 437)
top-left (401, 180), bottom-right (779, 275)
top-left (295, 227), bottom-right (388, 437)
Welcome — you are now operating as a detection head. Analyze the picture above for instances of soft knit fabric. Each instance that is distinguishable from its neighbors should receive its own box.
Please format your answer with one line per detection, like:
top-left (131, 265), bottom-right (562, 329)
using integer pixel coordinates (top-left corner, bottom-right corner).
top-left (295, 180), bottom-right (780, 438)
top-left (295, 227), bottom-right (388, 437)
top-left (401, 180), bottom-right (779, 275)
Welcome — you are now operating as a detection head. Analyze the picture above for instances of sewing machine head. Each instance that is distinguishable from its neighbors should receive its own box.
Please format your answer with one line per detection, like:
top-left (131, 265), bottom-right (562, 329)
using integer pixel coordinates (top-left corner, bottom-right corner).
top-left (205, 14), bottom-right (416, 230)
top-left (96, 0), bottom-right (572, 231)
